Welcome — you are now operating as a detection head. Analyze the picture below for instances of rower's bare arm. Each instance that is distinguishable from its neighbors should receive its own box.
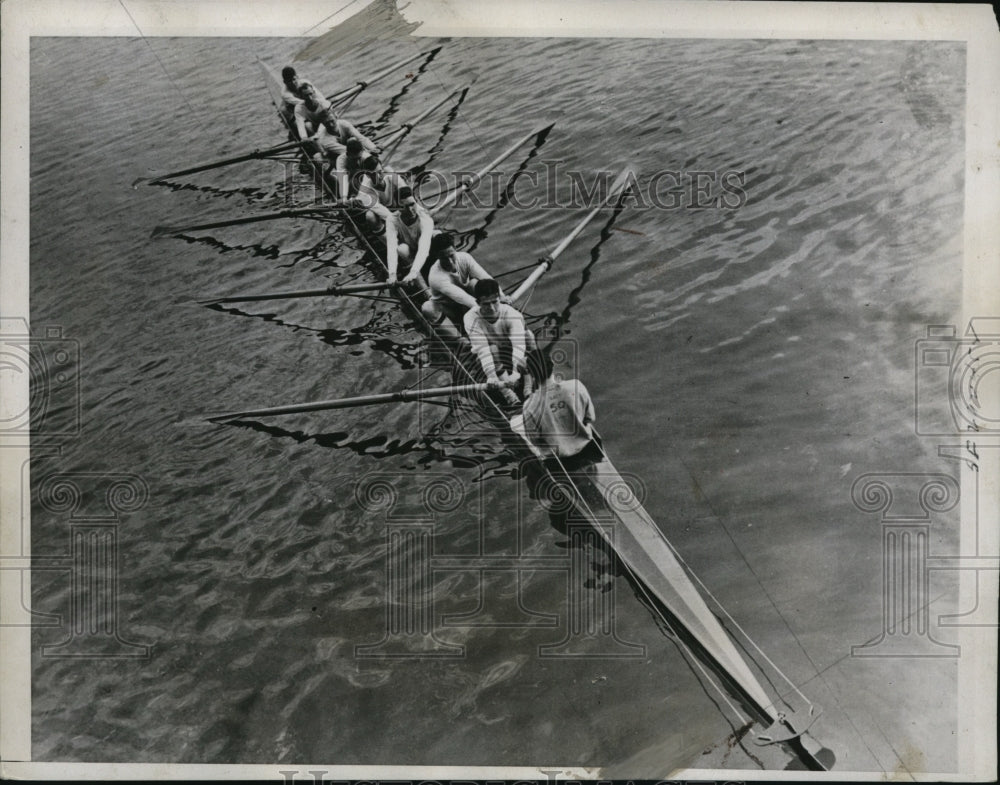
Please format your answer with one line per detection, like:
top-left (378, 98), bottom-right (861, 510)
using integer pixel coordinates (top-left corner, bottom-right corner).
top-left (332, 156), bottom-right (349, 200)
top-left (384, 216), bottom-right (399, 283)
top-left (402, 212), bottom-right (434, 282)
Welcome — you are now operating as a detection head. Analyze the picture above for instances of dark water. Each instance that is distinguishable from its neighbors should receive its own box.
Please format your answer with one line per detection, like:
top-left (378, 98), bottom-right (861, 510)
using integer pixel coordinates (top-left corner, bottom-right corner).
top-left (28, 29), bottom-right (965, 775)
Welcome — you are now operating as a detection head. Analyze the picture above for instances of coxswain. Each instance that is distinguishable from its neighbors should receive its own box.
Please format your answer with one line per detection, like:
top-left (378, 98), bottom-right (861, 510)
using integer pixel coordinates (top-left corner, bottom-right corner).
top-left (517, 348), bottom-right (601, 469)
top-left (421, 232), bottom-right (508, 335)
top-left (463, 278), bottom-right (537, 407)
top-left (354, 157), bottom-right (410, 229)
top-left (384, 187), bottom-right (434, 286)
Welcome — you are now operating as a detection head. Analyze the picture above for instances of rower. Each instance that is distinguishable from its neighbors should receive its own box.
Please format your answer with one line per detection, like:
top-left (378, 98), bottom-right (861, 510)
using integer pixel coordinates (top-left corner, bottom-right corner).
top-left (353, 156), bottom-right (410, 229)
top-left (421, 232), bottom-right (508, 338)
top-left (333, 138), bottom-right (372, 200)
top-left (295, 82), bottom-right (377, 165)
top-left (280, 66), bottom-right (315, 129)
top-left (384, 186), bottom-right (434, 286)
top-left (463, 278), bottom-right (537, 408)
top-left (518, 348), bottom-right (601, 470)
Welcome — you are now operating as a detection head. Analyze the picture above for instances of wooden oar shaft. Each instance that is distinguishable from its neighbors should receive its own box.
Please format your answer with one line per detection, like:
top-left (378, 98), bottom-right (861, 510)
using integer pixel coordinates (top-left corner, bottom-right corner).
top-left (326, 48), bottom-right (440, 103)
top-left (375, 85), bottom-right (468, 147)
top-left (152, 205), bottom-right (345, 237)
top-left (549, 167), bottom-right (633, 260)
top-left (509, 260), bottom-right (553, 305)
top-left (202, 282), bottom-right (395, 305)
top-left (429, 123), bottom-right (554, 213)
top-left (210, 382), bottom-right (490, 421)
top-left (509, 166), bottom-right (633, 303)
top-left (140, 141), bottom-right (301, 185)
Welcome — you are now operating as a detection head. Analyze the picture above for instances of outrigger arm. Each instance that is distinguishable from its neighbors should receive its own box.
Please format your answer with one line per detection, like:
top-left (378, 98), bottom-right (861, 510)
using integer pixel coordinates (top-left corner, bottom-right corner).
top-left (326, 47), bottom-right (441, 106)
top-left (207, 382), bottom-right (490, 422)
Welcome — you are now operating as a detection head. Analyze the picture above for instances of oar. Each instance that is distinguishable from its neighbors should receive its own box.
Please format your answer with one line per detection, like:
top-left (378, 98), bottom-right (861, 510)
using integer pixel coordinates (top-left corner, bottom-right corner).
top-left (374, 85), bottom-right (469, 160)
top-left (133, 141), bottom-right (302, 188)
top-left (509, 166), bottom-right (634, 303)
top-left (326, 47), bottom-right (441, 106)
top-left (139, 49), bottom-right (441, 187)
top-left (151, 204), bottom-right (347, 238)
top-left (427, 123), bottom-right (554, 214)
top-left (199, 282), bottom-right (395, 306)
top-left (208, 382), bottom-right (489, 421)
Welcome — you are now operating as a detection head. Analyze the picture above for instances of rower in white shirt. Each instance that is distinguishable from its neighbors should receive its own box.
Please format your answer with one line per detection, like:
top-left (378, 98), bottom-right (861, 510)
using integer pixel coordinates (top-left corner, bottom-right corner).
top-left (463, 278), bottom-right (537, 407)
top-left (384, 187), bottom-right (434, 286)
top-left (294, 83), bottom-right (377, 164)
top-left (280, 66), bottom-right (314, 129)
top-left (333, 138), bottom-right (372, 199)
top-left (353, 157), bottom-right (410, 229)
top-left (421, 232), bottom-right (508, 333)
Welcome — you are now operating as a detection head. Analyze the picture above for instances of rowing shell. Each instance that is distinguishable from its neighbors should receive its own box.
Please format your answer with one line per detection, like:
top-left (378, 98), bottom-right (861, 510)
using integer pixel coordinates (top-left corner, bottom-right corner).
top-left (258, 60), bottom-right (828, 770)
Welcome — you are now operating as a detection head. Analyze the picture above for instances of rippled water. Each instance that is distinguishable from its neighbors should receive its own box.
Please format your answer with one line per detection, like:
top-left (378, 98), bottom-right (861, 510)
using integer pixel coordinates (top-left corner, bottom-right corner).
top-left (28, 26), bottom-right (964, 774)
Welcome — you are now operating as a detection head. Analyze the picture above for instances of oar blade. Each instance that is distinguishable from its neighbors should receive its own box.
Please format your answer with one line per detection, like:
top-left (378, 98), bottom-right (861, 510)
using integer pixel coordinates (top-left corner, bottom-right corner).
top-left (150, 224), bottom-right (180, 239)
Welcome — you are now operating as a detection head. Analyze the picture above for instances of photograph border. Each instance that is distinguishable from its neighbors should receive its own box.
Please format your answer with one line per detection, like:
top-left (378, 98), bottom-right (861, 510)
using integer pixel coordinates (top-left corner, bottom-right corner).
top-left (2, 1), bottom-right (997, 780)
